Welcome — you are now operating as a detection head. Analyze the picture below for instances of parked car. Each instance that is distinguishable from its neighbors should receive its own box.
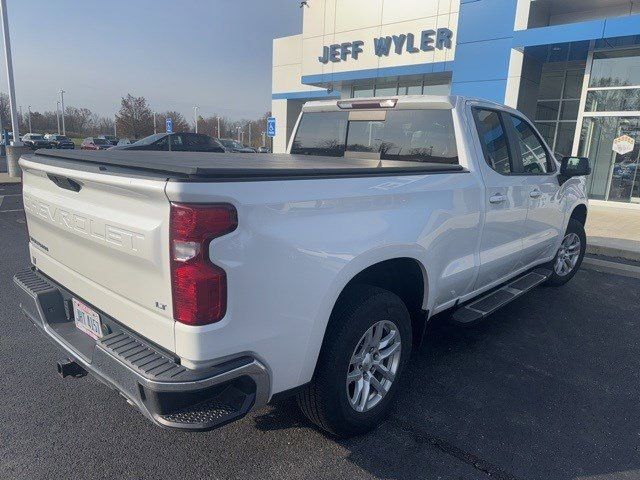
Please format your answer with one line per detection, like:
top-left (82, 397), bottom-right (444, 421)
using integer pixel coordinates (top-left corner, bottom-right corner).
top-left (81, 137), bottom-right (112, 150)
top-left (2, 131), bottom-right (13, 144)
top-left (44, 134), bottom-right (75, 149)
top-left (257, 146), bottom-right (270, 153)
top-left (97, 135), bottom-right (118, 146)
top-left (14, 96), bottom-right (591, 438)
top-left (22, 133), bottom-right (54, 150)
top-left (219, 138), bottom-right (257, 153)
top-left (110, 132), bottom-right (225, 152)
top-left (116, 138), bottom-right (131, 146)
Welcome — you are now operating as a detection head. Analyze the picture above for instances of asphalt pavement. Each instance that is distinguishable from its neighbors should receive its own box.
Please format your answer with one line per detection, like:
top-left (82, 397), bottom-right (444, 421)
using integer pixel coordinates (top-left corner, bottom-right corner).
top-left (1, 182), bottom-right (639, 480)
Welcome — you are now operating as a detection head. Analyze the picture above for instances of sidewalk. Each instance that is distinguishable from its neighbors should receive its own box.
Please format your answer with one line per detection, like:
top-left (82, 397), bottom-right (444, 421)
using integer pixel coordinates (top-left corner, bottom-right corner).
top-left (586, 202), bottom-right (640, 262)
top-left (0, 172), bottom-right (21, 184)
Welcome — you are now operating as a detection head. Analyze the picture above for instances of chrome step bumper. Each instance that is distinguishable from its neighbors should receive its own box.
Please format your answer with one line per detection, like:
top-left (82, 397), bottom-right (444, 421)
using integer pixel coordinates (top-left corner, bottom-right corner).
top-left (14, 267), bottom-right (270, 431)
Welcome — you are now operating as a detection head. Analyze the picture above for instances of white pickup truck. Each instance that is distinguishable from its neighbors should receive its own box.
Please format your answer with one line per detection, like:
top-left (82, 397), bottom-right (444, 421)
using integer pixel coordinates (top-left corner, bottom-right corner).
top-left (14, 96), bottom-right (590, 437)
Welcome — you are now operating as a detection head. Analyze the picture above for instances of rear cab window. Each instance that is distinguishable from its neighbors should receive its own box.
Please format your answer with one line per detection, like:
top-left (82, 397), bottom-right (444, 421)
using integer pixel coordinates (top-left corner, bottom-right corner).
top-left (291, 109), bottom-right (458, 164)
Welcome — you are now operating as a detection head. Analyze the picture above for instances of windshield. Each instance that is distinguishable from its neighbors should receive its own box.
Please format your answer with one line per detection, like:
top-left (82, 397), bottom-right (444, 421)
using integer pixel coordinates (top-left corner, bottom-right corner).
top-left (291, 109), bottom-right (458, 164)
top-left (220, 139), bottom-right (243, 149)
top-left (132, 133), bottom-right (166, 146)
top-left (93, 138), bottom-right (110, 145)
top-left (30, 134), bottom-right (44, 140)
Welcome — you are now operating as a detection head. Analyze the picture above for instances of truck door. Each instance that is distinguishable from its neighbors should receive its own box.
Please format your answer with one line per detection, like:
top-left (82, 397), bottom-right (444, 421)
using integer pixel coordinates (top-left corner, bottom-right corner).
top-left (505, 113), bottom-right (564, 267)
top-left (471, 107), bottom-right (528, 290)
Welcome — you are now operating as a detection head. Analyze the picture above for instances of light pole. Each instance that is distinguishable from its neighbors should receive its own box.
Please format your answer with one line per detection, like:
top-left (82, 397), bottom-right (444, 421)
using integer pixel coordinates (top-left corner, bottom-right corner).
top-left (56, 101), bottom-right (60, 134)
top-left (217, 116), bottom-right (220, 138)
top-left (27, 105), bottom-right (31, 133)
top-left (153, 112), bottom-right (157, 134)
top-left (193, 106), bottom-right (199, 133)
top-left (113, 115), bottom-right (117, 137)
top-left (59, 89), bottom-right (66, 135)
top-left (237, 127), bottom-right (241, 142)
top-left (0, 0), bottom-right (21, 147)
top-left (247, 122), bottom-right (251, 147)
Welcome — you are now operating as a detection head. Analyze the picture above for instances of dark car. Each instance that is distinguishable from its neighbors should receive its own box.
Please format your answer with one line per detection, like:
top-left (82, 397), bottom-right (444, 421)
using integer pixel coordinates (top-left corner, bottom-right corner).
top-left (219, 138), bottom-right (257, 153)
top-left (257, 146), bottom-right (270, 153)
top-left (81, 137), bottom-right (112, 150)
top-left (97, 135), bottom-right (118, 146)
top-left (22, 133), bottom-right (54, 150)
top-left (44, 134), bottom-right (75, 149)
top-left (111, 132), bottom-right (225, 152)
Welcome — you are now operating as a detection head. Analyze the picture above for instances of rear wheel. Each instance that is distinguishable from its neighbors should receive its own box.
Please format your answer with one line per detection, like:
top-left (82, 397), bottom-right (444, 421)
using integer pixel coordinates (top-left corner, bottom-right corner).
top-left (545, 218), bottom-right (586, 286)
top-left (296, 285), bottom-right (412, 438)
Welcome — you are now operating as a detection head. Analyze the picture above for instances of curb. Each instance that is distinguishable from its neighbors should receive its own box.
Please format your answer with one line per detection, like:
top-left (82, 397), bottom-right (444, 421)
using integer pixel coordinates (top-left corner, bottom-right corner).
top-left (586, 243), bottom-right (640, 263)
top-left (582, 256), bottom-right (640, 280)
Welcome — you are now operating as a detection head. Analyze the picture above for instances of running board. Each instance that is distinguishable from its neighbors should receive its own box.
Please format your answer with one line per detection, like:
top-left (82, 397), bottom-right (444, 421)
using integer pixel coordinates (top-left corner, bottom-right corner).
top-left (452, 268), bottom-right (551, 324)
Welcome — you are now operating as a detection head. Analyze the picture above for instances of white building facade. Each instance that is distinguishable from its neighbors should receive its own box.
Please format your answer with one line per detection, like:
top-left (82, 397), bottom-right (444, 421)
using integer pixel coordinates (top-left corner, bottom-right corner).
top-left (272, 0), bottom-right (640, 204)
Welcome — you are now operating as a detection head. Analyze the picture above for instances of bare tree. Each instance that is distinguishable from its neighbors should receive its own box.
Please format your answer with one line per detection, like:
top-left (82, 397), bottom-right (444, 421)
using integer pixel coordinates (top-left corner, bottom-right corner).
top-left (115, 94), bottom-right (154, 140)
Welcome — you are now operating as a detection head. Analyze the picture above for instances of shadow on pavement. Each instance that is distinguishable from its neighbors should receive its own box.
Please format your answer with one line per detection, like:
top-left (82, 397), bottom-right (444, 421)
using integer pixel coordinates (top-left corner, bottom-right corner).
top-left (257, 270), bottom-right (640, 480)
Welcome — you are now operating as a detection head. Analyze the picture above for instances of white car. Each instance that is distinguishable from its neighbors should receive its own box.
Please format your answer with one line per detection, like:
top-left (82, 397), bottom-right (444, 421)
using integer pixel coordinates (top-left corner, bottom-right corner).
top-left (14, 96), bottom-right (590, 437)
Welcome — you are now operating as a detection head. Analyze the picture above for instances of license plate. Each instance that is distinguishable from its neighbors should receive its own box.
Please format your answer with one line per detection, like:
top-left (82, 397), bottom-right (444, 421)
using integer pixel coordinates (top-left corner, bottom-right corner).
top-left (72, 298), bottom-right (103, 339)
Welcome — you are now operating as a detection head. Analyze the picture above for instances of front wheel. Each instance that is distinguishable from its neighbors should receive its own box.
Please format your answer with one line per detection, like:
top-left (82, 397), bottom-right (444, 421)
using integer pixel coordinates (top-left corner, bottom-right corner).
top-left (545, 218), bottom-right (586, 286)
top-left (296, 285), bottom-right (412, 438)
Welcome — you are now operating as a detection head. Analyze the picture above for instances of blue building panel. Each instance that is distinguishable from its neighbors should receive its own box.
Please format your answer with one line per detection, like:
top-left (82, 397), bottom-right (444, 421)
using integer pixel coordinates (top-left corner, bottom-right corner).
top-left (455, 0), bottom-right (518, 45)
top-left (513, 20), bottom-right (606, 48)
top-left (603, 14), bottom-right (640, 39)
top-left (452, 38), bottom-right (513, 83)
top-left (451, 79), bottom-right (508, 103)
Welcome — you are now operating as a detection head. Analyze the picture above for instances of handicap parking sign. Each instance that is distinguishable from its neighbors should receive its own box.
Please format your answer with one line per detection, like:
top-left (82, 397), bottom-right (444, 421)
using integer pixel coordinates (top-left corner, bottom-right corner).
top-left (166, 118), bottom-right (173, 134)
top-left (267, 117), bottom-right (276, 138)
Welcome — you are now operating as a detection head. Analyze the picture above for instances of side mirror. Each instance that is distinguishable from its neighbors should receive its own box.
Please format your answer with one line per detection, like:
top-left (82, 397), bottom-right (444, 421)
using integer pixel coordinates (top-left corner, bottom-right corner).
top-left (560, 156), bottom-right (591, 178)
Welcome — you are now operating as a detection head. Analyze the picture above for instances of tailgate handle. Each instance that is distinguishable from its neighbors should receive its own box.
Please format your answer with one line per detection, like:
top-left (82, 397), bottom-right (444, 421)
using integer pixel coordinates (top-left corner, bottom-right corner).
top-left (47, 174), bottom-right (82, 193)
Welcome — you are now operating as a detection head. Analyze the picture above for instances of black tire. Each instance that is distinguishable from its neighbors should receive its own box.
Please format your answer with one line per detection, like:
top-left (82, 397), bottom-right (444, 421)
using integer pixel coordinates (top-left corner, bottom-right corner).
top-left (545, 218), bottom-right (586, 287)
top-left (296, 285), bottom-right (412, 438)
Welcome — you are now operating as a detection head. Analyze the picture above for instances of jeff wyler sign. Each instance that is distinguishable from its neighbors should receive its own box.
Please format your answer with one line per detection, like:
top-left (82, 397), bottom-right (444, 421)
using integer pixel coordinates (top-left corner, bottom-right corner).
top-left (318, 28), bottom-right (453, 64)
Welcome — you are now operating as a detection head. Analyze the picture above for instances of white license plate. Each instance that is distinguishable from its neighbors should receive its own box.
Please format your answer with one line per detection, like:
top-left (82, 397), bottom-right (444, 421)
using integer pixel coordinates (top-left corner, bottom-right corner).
top-left (72, 298), bottom-right (103, 339)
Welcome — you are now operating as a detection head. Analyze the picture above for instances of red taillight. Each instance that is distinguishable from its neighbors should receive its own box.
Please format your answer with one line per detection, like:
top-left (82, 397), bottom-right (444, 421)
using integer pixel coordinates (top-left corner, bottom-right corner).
top-left (170, 203), bottom-right (237, 326)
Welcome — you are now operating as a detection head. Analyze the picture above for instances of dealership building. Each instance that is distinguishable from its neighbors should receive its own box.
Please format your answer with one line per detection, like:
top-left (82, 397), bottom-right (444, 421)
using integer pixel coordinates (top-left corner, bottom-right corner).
top-left (271, 0), bottom-right (640, 204)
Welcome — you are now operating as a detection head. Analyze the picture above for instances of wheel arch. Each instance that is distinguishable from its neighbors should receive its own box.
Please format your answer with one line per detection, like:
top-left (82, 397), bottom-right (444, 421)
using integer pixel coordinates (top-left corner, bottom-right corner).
top-left (569, 203), bottom-right (588, 227)
top-left (298, 251), bottom-right (430, 386)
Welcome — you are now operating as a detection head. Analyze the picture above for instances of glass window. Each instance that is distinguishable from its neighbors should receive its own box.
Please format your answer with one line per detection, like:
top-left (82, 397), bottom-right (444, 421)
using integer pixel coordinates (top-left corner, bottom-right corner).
top-left (473, 109), bottom-right (512, 174)
top-left (589, 48), bottom-right (640, 88)
top-left (535, 101), bottom-right (560, 121)
top-left (352, 86), bottom-right (374, 98)
top-left (423, 82), bottom-right (451, 95)
top-left (563, 70), bottom-right (584, 99)
top-left (510, 115), bottom-right (552, 174)
top-left (554, 122), bottom-right (577, 157)
top-left (535, 122), bottom-right (556, 149)
top-left (290, 111), bottom-right (348, 157)
top-left (538, 72), bottom-right (564, 99)
top-left (560, 100), bottom-right (580, 121)
top-left (585, 89), bottom-right (640, 112)
top-left (399, 83), bottom-right (422, 95)
top-left (343, 110), bottom-right (458, 164)
top-left (375, 83), bottom-right (398, 97)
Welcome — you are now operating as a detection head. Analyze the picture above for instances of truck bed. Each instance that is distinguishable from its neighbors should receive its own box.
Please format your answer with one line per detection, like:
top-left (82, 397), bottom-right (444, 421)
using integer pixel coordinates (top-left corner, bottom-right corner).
top-left (30, 149), bottom-right (465, 181)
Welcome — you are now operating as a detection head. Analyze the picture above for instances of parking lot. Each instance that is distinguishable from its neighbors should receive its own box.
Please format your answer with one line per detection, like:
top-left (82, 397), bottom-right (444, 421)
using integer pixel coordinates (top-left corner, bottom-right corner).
top-left (1, 181), bottom-right (639, 480)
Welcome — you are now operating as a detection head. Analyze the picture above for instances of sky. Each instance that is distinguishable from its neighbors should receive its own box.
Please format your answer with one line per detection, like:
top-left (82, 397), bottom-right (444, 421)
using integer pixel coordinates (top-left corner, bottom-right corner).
top-left (6, 0), bottom-right (302, 121)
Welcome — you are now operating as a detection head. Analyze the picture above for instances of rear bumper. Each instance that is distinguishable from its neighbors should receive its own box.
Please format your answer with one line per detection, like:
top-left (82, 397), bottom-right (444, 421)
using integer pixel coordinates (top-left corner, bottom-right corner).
top-left (13, 268), bottom-right (270, 431)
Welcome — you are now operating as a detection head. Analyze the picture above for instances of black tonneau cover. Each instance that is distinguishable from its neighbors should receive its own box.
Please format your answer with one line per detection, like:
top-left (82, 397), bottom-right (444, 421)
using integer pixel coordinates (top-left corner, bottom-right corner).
top-left (32, 149), bottom-right (465, 181)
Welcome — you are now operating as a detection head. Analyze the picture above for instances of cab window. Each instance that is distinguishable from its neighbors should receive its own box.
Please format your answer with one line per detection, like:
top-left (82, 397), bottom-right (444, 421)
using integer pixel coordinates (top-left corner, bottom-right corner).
top-left (473, 108), bottom-right (513, 175)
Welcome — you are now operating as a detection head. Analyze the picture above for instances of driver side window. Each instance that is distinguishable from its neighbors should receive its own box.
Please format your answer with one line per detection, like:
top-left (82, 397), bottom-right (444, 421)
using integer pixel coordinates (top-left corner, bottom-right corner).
top-left (509, 115), bottom-right (554, 174)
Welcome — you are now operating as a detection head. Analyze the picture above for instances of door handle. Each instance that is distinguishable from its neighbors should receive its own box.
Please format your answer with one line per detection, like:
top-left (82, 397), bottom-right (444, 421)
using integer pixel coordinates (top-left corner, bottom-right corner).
top-left (529, 189), bottom-right (542, 198)
top-left (489, 193), bottom-right (506, 204)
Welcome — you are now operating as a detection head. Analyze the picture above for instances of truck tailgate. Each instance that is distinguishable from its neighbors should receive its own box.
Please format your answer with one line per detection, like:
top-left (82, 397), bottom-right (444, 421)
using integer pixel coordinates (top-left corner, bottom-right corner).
top-left (20, 155), bottom-right (175, 351)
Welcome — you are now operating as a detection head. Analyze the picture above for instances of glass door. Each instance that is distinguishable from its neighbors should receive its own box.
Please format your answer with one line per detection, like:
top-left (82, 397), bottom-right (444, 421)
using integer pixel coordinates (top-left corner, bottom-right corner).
top-left (579, 116), bottom-right (640, 203)
top-left (576, 46), bottom-right (640, 203)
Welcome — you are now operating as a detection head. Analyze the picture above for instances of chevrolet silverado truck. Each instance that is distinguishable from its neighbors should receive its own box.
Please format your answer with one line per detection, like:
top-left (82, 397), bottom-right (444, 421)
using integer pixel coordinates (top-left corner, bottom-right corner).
top-left (14, 96), bottom-right (591, 437)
